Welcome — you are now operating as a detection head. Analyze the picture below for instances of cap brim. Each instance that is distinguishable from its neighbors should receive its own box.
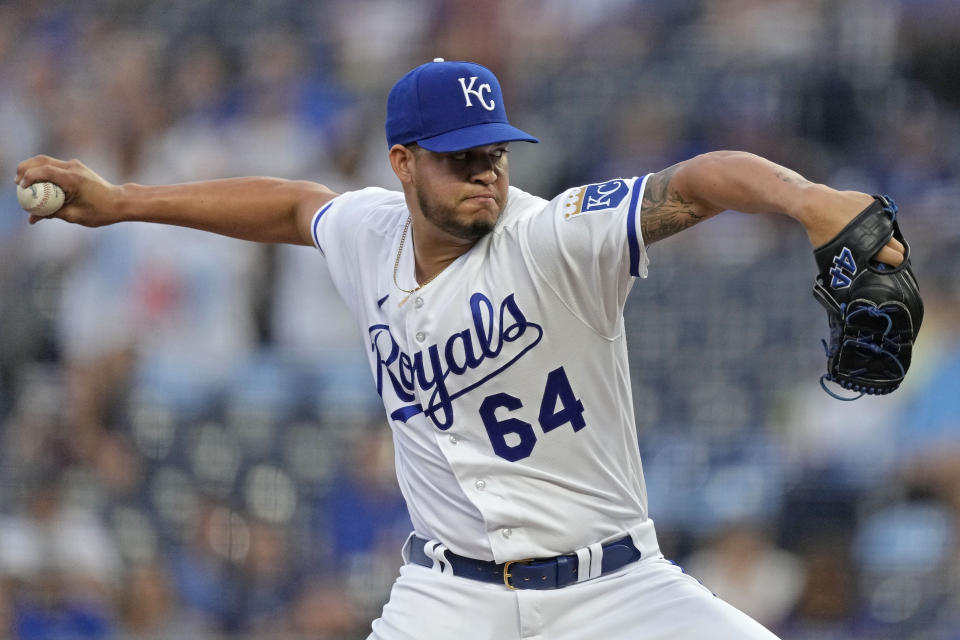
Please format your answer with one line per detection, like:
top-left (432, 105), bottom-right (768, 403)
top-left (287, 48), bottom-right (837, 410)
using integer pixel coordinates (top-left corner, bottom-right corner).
top-left (417, 122), bottom-right (539, 152)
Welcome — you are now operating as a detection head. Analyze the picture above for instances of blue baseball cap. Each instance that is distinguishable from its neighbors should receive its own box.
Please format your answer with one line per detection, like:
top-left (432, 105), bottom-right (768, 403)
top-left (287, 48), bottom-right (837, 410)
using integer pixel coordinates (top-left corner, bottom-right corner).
top-left (386, 58), bottom-right (539, 152)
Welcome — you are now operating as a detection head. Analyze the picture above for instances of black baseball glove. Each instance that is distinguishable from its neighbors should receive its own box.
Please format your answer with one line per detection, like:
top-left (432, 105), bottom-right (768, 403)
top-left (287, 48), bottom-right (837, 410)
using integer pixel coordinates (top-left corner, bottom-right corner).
top-left (812, 195), bottom-right (923, 400)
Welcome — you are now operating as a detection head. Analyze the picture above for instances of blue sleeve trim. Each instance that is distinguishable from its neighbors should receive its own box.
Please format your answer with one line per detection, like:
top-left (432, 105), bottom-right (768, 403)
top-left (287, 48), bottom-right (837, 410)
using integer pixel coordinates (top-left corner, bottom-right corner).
top-left (311, 201), bottom-right (335, 256)
top-left (626, 177), bottom-right (644, 277)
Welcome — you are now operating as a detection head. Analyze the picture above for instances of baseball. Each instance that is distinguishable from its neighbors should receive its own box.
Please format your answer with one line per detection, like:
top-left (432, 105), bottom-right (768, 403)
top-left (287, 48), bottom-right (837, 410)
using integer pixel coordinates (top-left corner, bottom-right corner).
top-left (17, 181), bottom-right (65, 217)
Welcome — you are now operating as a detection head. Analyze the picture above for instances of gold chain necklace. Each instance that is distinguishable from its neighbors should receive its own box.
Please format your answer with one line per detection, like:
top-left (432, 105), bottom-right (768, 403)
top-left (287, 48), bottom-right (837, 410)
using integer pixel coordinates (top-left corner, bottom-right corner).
top-left (392, 215), bottom-right (440, 295)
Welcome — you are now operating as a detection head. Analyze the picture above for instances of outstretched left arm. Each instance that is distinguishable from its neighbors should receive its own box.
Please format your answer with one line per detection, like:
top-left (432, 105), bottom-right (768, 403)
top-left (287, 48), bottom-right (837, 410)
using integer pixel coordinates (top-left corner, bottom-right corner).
top-left (640, 151), bottom-right (905, 267)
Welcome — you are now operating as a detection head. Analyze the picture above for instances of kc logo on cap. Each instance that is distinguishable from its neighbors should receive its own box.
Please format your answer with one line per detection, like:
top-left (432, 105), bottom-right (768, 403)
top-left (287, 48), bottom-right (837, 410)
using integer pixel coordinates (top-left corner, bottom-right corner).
top-left (458, 76), bottom-right (496, 111)
top-left (386, 58), bottom-right (538, 153)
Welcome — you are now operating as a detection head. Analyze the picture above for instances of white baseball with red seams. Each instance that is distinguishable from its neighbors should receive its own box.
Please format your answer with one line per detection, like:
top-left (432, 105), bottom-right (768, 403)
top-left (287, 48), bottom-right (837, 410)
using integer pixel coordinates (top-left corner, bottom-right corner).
top-left (17, 181), bottom-right (65, 217)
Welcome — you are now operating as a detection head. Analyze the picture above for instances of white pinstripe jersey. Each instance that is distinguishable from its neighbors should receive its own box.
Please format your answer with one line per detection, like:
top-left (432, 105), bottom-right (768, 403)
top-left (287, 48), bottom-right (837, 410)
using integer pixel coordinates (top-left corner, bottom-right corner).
top-left (311, 175), bottom-right (661, 563)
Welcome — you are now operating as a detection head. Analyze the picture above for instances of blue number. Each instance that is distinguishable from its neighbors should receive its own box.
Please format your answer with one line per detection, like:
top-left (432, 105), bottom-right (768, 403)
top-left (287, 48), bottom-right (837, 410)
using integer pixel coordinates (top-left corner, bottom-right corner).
top-left (834, 247), bottom-right (857, 273)
top-left (829, 246), bottom-right (857, 289)
top-left (829, 268), bottom-right (852, 289)
top-left (538, 367), bottom-right (586, 433)
top-left (479, 393), bottom-right (537, 462)
top-left (479, 368), bottom-right (588, 461)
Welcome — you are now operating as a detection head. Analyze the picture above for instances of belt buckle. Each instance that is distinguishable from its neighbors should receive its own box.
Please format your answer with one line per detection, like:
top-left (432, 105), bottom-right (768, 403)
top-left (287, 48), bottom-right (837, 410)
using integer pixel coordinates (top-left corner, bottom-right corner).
top-left (503, 559), bottom-right (532, 590)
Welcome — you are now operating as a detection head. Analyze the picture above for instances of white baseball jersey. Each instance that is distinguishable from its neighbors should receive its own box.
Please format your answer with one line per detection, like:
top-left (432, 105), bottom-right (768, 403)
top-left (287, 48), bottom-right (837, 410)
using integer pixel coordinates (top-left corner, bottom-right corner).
top-left (310, 175), bottom-right (661, 563)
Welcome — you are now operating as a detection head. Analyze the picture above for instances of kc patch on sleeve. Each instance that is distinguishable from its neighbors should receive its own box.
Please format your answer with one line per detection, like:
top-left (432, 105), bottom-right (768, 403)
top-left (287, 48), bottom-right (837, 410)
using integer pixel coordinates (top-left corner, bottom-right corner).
top-left (562, 179), bottom-right (630, 220)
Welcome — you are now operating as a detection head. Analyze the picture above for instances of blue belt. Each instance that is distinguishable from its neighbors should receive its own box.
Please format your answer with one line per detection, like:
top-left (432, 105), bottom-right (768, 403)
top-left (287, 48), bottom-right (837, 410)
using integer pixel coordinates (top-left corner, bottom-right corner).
top-left (408, 534), bottom-right (642, 590)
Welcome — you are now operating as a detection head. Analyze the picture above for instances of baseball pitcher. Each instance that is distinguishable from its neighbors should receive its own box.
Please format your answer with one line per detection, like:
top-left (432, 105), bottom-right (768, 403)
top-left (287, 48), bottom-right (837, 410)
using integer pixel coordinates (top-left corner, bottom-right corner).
top-left (16, 59), bottom-right (921, 639)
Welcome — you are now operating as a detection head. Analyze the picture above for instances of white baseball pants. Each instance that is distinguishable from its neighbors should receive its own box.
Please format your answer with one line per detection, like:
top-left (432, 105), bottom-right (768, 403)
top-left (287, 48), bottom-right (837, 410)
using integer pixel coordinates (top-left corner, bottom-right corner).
top-left (367, 555), bottom-right (781, 639)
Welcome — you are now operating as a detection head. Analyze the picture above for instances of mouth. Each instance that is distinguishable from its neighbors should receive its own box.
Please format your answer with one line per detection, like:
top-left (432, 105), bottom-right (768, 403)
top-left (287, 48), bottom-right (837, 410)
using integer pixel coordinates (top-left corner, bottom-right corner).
top-left (464, 193), bottom-right (498, 205)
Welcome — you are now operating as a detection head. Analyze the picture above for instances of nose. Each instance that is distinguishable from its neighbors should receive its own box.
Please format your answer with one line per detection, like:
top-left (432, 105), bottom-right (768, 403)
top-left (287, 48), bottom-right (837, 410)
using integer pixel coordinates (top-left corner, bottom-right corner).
top-left (470, 157), bottom-right (499, 185)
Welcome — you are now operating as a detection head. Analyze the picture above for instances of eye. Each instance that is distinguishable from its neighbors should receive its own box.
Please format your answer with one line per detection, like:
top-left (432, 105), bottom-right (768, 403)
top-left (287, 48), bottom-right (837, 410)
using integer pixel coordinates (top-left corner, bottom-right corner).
top-left (491, 148), bottom-right (508, 159)
top-left (451, 152), bottom-right (467, 161)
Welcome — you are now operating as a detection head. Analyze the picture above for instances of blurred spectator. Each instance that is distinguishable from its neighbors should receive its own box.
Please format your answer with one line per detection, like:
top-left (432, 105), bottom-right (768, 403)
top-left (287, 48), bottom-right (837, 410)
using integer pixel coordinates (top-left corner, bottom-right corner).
top-left (778, 533), bottom-right (866, 640)
top-left (118, 562), bottom-right (206, 640)
top-left (168, 501), bottom-right (249, 634)
top-left (240, 521), bottom-right (299, 634)
top-left (0, 466), bottom-right (122, 639)
top-left (777, 383), bottom-right (905, 488)
top-left (685, 523), bottom-right (805, 629)
top-left (270, 241), bottom-right (377, 417)
top-left (313, 427), bottom-right (411, 621)
top-left (851, 498), bottom-right (957, 634)
top-left (894, 286), bottom-right (960, 504)
top-left (288, 578), bottom-right (363, 639)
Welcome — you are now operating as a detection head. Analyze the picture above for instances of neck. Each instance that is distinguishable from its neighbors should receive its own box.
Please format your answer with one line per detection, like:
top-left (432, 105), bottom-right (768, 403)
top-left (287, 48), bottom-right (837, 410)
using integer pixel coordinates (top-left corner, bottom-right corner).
top-left (409, 210), bottom-right (477, 284)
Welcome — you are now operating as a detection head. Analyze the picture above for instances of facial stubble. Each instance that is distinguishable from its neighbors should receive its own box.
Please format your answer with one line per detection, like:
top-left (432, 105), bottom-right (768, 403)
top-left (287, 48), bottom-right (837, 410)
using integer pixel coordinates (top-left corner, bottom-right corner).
top-left (414, 184), bottom-right (499, 243)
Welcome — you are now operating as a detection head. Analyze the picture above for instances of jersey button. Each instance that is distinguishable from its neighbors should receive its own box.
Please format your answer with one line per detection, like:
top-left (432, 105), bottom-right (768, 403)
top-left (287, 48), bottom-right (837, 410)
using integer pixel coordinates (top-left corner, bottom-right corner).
top-left (448, 435), bottom-right (459, 445)
top-left (414, 297), bottom-right (424, 308)
top-left (474, 479), bottom-right (486, 490)
top-left (501, 528), bottom-right (512, 539)
top-left (415, 331), bottom-right (426, 343)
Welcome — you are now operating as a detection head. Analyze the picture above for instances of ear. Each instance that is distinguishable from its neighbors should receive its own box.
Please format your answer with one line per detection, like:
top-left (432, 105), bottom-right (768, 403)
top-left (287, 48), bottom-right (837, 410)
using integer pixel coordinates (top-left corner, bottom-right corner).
top-left (389, 144), bottom-right (416, 184)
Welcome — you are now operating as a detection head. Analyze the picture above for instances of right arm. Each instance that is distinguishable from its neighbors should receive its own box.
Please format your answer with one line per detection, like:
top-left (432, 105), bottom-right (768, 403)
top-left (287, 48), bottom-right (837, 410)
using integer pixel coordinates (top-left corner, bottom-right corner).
top-left (15, 155), bottom-right (336, 246)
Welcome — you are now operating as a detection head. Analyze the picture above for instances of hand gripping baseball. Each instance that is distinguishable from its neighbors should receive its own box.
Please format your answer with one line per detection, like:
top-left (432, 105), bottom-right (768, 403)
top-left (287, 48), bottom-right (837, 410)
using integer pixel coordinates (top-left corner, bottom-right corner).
top-left (812, 195), bottom-right (923, 400)
top-left (15, 155), bottom-right (121, 226)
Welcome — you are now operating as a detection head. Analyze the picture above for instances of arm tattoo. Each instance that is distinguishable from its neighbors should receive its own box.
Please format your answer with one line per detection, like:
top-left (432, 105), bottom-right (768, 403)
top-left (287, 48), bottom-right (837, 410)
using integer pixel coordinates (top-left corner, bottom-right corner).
top-left (640, 164), bottom-right (707, 244)
top-left (775, 168), bottom-right (807, 185)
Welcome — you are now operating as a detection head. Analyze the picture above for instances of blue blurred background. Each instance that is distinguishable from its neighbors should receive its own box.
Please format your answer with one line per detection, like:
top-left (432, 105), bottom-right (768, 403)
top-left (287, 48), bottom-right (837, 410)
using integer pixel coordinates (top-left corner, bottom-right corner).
top-left (1, 1), bottom-right (959, 638)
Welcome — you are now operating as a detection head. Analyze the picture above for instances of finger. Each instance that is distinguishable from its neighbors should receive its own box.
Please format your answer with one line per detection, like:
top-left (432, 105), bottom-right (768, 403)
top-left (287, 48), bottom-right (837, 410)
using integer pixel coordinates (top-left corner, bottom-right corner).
top-left (16, 155), bottom-right (71, 185)
top-left (16, 156), bottom-right (58, 183)
top-left (874, 245), bottom-right (904, 268)
top-left (18, 165), bottom-right (75, 193)
top-left (887, 237), bottom-right (905, 255)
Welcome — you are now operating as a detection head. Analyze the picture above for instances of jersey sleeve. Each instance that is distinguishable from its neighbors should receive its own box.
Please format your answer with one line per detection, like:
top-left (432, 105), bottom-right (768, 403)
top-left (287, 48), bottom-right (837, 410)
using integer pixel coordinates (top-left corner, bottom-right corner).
top-left (522, 174), bottom-right (651, 337)
top-left (308, 187), bottom-right (398, 318)
top-left (308, 191), bottom-right (358, 314)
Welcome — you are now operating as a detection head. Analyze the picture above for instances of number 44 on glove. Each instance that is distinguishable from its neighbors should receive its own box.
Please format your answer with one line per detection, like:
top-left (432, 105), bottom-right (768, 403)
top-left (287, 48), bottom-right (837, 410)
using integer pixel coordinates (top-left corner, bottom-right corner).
top-left (813, 195), bottom-right (923, 400)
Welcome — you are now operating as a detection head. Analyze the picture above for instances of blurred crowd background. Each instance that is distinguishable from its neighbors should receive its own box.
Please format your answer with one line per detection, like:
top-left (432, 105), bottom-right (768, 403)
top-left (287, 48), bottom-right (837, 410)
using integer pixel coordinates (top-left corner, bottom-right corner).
top-left (1, 0), bottom-right (959, 638)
